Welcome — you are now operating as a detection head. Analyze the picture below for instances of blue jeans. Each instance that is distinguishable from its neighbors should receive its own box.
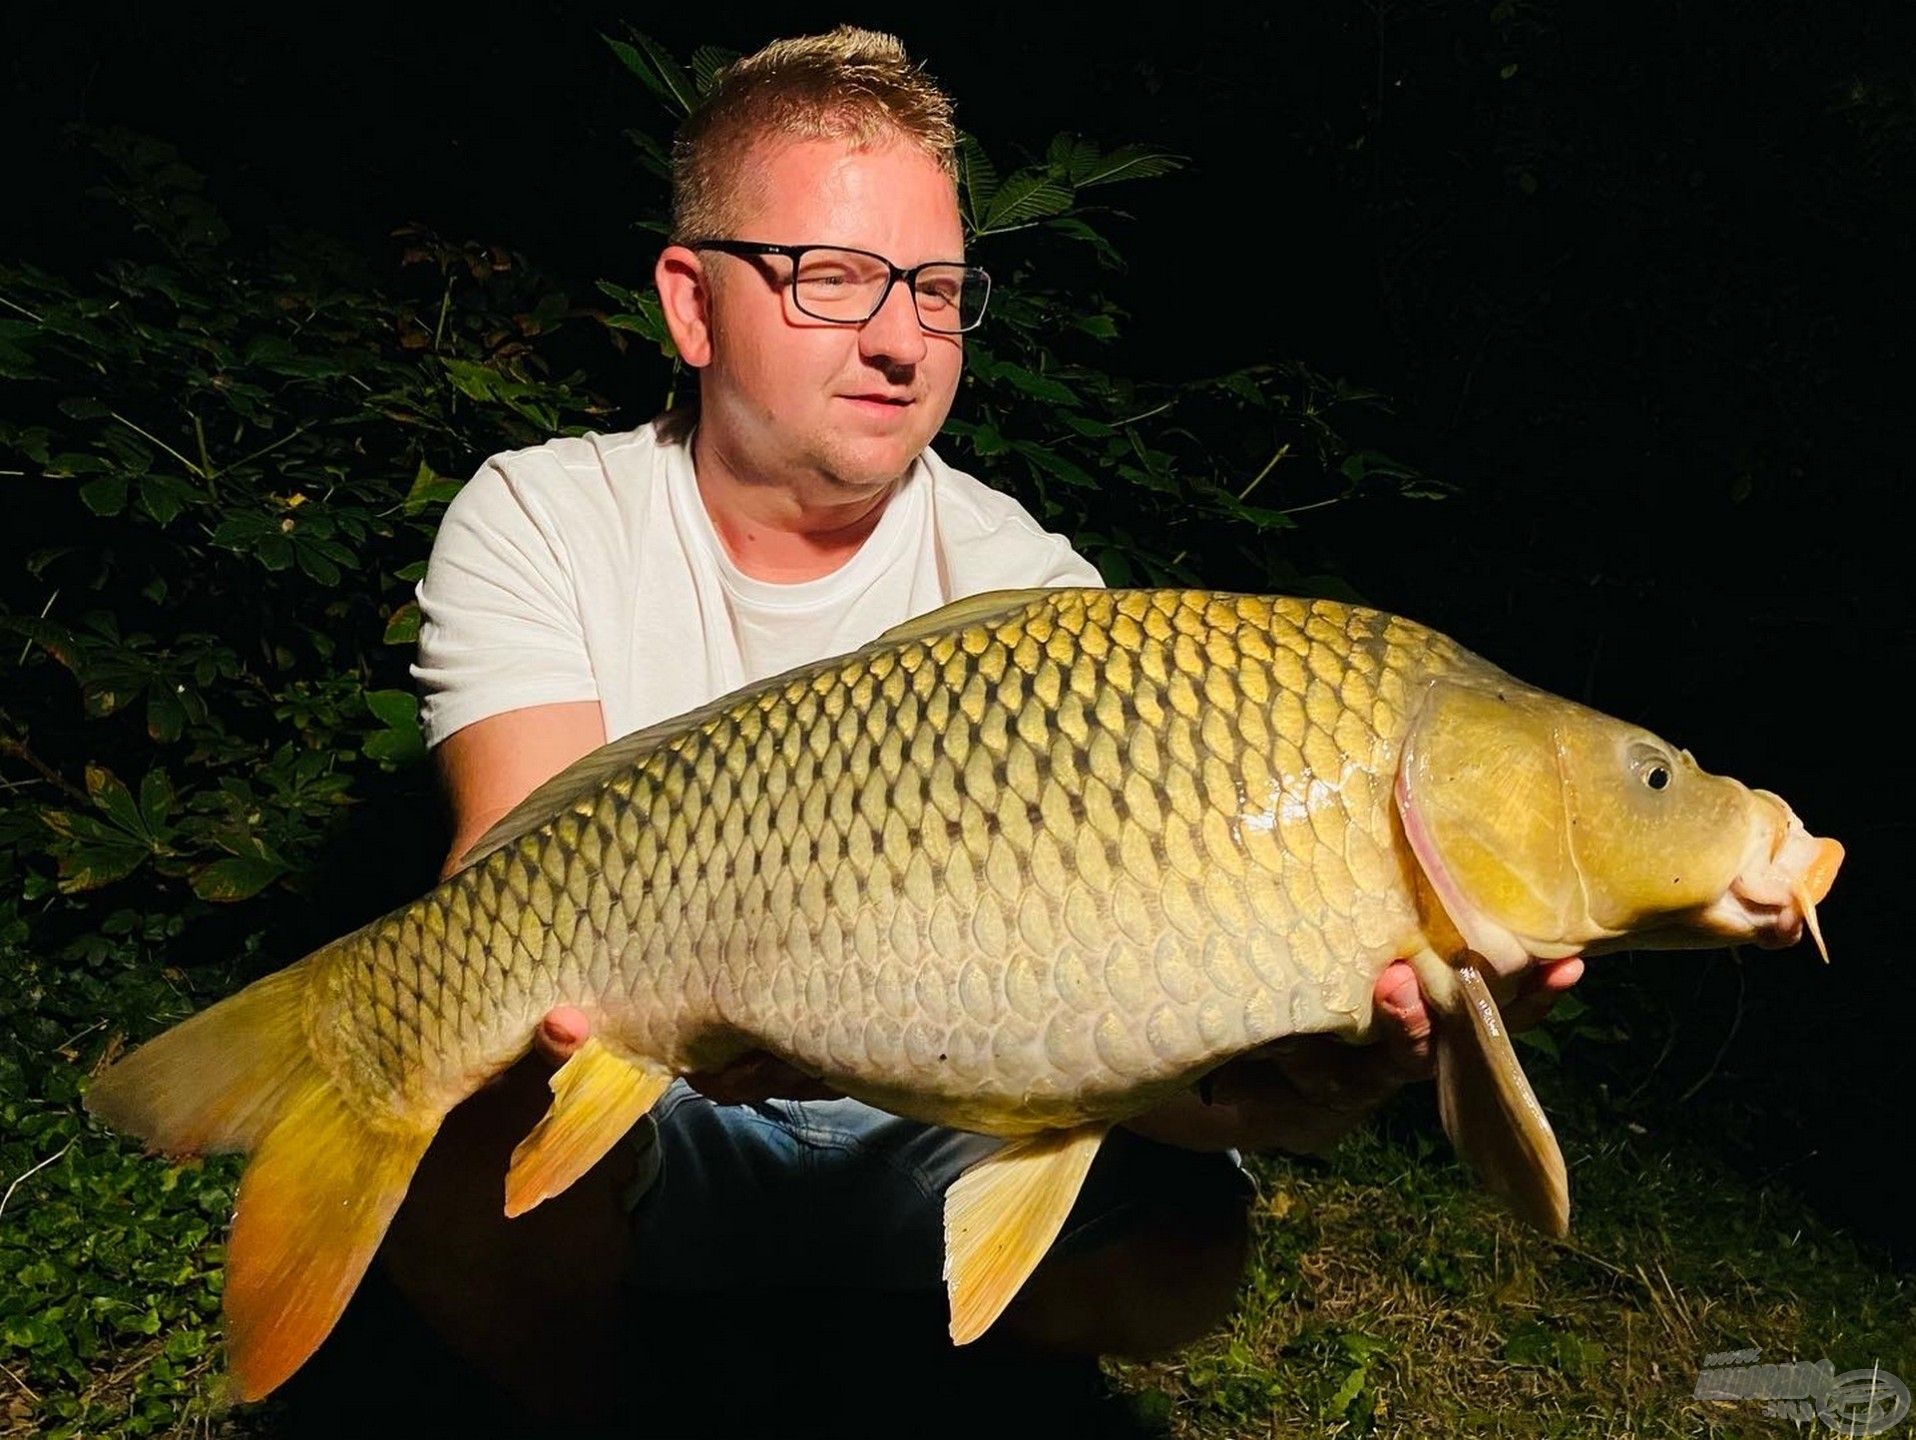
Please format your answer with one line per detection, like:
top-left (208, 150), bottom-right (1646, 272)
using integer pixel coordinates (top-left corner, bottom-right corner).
top-left (621, 1081), bottom-right (1253, 1294)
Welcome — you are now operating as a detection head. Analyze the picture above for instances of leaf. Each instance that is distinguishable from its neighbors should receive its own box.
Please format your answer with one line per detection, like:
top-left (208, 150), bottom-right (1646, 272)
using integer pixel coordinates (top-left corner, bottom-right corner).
top-left (687, 44), bottom-right (737, 96)
top-left (49, 454), bottom-right (114, 478)
top-left (956, 134), bottom-right (1001, 230)
top-left (594, 284), bottom-right (671, 347)
top-left (0, 336), bottom-right (39, 379)
top-left (980, 169), bottom-right (1075, 231)
top-left (138, 473), bottom-right (202, 525)
top-left (1058, 412), bottom-right (1116, 438)
top-left (362, 687), bottom-right (426, 765)
top-left (294, 542), bottom-right (341, 586)
top-left (137, 768), bottom-right (175, 831)
top-left (1514, 1028), bottom-right (1560, 1059)
top-left (604, 32), bottom-right (699, 116)
top-left (1547, 993), bottom-right (1589, 1023)
top-left (78, 475), bottom-right (129, 516)
top-left (189, 855), bottom-right (286, 902)
top-left (1012, 441), bottom-right (1096, 489)
top-left (403, 460), bottom-right (463, 515)
top-left (146, 686), bottom-right (186, 742)
top-left (40, 817), bottom-right (147, 892)
top-left (383, 602), bottom-right (421, 646)
top-left (989, 362), bottom-right (1081, 405)
top-left (1045, 216), bottom-right (1123, 268)
top-left (970, 424), bottom-right (1010, 456)
top-left (364, 727), bottom-right (426, 765)
top-left (1047, 134), bottom-right (1101, 182)
top-left (363, 689), bottom-right (418, 729)
top-left (622, 126), bottom-right (673, 181)
top-left (254, 533), bottom-right (294, 570)
top-left (440, 357), bottom-right (564, 429)
top-left (1068, 142), bottom-right (1185, 189)
top-left (85, 764), bottom-right (148, 840)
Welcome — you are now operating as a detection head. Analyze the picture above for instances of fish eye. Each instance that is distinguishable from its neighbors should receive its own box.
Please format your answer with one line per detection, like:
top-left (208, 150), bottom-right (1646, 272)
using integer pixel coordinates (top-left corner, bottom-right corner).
top-left (1630, 744), bottom-right (1675, 792)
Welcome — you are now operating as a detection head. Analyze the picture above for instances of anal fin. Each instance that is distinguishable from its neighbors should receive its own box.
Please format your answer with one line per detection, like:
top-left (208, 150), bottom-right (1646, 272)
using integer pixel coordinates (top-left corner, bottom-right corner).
top-left (942, 1122), bottom-right (1109, 1344)
top-left (1417, 954), bottom-right (1570, 1237)
top-left (505, 1036), bottom-right (671, 1219)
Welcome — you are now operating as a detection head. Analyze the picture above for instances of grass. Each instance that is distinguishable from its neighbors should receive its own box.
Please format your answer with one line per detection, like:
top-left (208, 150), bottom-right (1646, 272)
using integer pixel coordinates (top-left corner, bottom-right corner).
top-left (5, 1039), bottom-right (1907, 1436)
top-left (1108, 1096), bottom-right (1911, 1438)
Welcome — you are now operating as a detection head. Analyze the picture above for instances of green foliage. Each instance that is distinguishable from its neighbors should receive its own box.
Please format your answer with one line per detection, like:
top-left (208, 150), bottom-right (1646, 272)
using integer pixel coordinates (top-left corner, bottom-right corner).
top-left (0, 129), bottom-right (614, 1432)
top-left (599, 27), bottom-right (1440, 592)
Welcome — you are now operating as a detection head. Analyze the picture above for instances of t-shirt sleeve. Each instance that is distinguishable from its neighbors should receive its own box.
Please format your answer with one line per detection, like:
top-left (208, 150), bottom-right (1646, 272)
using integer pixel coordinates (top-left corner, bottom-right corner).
top-left (1029, 532), bottom-right (1105, 589)
top-left (411, 456), bottom-right (600, 747)
top-left (929, 453), bottom-right (1108, 596)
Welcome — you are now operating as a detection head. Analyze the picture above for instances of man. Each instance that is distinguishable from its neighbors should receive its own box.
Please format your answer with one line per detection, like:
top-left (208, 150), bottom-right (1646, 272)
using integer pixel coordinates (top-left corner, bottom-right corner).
top-left (386, 25), bottom-right (1580, 1425)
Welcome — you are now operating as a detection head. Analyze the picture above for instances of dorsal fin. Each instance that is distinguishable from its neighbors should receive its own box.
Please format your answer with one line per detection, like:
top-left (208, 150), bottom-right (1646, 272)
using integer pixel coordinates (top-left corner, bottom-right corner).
top-left (870, 587), bottom-right (1060, 648)
top-left (451, 586), bottom-right (1070, 872)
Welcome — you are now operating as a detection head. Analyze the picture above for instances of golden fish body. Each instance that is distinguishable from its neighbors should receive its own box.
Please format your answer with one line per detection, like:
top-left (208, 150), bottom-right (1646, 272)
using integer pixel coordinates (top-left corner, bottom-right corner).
top-left (86, 587), bottom-right (1842, 1400)
top-left (323, 590), bottom-right (1440, 1135)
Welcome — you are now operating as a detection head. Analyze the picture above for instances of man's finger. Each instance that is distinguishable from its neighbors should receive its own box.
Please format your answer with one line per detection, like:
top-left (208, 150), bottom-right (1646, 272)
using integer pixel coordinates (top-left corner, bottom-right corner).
top-left (533, 1005), bottom-right (592, 1066)
top-left (1372, 961), bottom-right (1435, 1079)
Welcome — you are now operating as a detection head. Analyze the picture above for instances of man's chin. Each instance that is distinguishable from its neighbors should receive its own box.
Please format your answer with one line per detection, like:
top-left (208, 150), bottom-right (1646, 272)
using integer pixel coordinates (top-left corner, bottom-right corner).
top-left (818, 436), bottom-right (931, 492)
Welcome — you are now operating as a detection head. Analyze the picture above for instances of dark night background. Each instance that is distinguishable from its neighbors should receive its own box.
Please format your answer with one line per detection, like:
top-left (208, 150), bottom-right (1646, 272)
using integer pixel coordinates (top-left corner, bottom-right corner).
top-left (6, 0), bottom-right (1911, 1262)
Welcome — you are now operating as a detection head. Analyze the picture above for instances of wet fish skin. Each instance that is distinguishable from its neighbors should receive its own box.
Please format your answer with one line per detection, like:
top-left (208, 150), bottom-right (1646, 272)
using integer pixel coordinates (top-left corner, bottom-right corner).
top-left (84, 587), bottom-right (1840, 1400)
top-left (316, 591), bottom-right (1448, 1134)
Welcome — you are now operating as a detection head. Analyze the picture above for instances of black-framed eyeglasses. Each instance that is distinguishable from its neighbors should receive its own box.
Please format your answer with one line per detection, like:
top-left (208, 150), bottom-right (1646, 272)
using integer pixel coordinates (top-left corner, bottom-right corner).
top-left (689, 239), bottom-right (991, 334)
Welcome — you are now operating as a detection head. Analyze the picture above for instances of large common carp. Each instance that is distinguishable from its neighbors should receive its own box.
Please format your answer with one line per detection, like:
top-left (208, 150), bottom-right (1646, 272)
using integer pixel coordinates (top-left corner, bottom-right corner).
top-left (85, 588), bottom-right (1841, 1400)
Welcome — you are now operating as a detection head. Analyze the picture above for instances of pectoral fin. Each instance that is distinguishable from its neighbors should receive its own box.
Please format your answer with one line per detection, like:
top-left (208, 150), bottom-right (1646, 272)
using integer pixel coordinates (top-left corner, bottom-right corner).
top-left (1410, 953), bottom-right (1570, 1238)
top-left (504, 1036), bottom-right (672, 1219)
top-left (943, 1122), bottom-right (1110, 1344)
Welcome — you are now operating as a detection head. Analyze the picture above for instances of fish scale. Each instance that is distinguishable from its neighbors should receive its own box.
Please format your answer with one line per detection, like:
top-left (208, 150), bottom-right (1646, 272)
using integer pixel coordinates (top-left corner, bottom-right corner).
top-left (305, 590), bottom-right (1441, 1131)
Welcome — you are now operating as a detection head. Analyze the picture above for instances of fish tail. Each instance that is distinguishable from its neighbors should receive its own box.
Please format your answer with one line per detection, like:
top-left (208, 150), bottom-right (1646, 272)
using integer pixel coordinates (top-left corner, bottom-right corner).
top-left (85, 954), bottom-right (435, 1402)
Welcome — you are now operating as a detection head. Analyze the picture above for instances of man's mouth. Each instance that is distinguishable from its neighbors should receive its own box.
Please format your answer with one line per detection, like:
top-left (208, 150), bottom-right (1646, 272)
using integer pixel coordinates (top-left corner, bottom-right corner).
top-left (840, 393), bottom-right (914, 410)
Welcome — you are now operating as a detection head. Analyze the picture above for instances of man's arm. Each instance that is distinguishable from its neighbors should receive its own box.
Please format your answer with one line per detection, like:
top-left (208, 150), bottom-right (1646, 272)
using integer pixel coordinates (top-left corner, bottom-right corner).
top-left (433, 700), bottom-right (607, 878)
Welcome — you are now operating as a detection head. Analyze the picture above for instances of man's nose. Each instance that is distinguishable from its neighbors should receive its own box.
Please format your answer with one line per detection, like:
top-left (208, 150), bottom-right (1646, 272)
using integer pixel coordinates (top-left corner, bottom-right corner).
top-left (858, 278), bottom-right (930, 364)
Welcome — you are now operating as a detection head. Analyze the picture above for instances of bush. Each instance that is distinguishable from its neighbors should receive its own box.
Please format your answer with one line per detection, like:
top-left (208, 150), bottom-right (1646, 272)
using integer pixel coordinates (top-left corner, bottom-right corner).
top-left (0, 129), bottom-right (617, 1434)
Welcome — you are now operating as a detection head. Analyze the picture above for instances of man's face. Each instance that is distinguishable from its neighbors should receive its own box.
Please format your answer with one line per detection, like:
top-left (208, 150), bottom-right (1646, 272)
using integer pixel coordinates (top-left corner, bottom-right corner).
top-left (693, 136), bottom-right (967, 497)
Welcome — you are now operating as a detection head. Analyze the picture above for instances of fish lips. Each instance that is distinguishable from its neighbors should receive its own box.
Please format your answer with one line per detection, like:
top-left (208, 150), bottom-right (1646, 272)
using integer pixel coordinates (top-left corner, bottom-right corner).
top-left (1687, 803), bottom-right (1843, 952)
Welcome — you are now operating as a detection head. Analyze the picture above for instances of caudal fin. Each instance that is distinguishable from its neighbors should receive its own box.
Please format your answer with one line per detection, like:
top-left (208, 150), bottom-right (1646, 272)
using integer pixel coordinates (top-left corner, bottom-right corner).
top-left (86, 957), bottom-right (434, 1402)
top-left (85, 962), bottom-right (316, 1155)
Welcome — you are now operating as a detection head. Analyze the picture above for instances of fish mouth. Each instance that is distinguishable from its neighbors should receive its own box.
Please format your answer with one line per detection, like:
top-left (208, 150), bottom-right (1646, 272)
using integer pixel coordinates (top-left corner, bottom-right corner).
top-left (1698, 791), bottom-right (1843, 959)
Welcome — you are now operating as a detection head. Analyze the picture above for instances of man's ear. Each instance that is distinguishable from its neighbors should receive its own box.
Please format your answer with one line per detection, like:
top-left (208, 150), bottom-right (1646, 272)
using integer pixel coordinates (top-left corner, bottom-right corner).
top-left (655, 245), bottom-right (714, 367)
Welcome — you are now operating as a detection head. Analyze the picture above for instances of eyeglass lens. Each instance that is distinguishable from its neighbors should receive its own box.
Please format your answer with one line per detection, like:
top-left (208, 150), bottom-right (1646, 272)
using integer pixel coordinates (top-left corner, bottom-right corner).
top-left (791, 248), bottom-right (987, 332)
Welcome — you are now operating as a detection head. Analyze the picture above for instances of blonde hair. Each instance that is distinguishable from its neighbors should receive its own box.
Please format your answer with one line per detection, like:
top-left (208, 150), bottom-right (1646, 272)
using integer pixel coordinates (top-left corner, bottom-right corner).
top-left (670, 26), bottom-right (959, 243)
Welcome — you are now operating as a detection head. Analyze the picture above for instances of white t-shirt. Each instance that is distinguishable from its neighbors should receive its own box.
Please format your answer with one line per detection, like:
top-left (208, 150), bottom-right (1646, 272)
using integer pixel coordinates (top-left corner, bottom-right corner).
top-left (412, 419), bottom-right (1104, 746)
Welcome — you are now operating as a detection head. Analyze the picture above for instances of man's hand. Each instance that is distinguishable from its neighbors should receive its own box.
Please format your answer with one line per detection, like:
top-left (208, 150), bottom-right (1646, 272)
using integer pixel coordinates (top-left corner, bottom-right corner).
top-left (530, 1005), bottom-right (844, 1103)
top-left (1121, 956), bottom-right (1585, 1154)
